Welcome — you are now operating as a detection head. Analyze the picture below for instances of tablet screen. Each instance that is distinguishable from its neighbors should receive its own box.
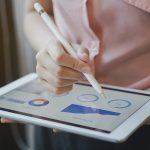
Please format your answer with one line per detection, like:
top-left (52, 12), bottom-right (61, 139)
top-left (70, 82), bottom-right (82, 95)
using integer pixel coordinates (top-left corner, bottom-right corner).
top-left (0, 79), bottom-right (150, 132)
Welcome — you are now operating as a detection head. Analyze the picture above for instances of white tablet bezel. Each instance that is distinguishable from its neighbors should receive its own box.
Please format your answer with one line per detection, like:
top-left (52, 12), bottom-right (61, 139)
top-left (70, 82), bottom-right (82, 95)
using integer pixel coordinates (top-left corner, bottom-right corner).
top-left (0, 73), bottom-right (150, 143)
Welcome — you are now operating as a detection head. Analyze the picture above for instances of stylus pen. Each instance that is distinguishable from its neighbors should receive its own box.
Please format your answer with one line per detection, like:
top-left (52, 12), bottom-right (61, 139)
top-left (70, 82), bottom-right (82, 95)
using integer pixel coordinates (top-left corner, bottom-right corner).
top-left (34, 3), bottom-right (106, 99)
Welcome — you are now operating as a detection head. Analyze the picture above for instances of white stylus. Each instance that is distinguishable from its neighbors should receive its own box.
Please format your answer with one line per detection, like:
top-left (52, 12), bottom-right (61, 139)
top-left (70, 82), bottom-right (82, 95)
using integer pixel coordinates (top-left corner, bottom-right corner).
top-left (34, 3), bottom-right (106, 99)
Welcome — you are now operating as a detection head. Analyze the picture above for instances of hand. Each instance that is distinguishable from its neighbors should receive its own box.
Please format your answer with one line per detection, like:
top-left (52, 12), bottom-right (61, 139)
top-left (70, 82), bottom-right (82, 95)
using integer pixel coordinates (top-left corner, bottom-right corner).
top-left (0, 118), bottom-right (14, 123)
top-left (36, 39), bottom-right (91, 95)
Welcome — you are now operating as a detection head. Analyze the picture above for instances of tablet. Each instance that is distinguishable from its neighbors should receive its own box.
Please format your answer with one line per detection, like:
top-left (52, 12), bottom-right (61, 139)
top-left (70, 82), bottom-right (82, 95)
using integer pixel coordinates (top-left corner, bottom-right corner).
top-left (0, 73), bottom-right (150, 143)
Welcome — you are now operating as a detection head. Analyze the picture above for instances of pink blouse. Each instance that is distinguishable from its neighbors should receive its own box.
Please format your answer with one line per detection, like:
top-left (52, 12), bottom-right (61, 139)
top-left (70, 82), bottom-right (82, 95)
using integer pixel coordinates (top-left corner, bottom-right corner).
top-left (125, 0), bottom-right (150, 13)
top-left (52, 0), bottom-right (150, 90)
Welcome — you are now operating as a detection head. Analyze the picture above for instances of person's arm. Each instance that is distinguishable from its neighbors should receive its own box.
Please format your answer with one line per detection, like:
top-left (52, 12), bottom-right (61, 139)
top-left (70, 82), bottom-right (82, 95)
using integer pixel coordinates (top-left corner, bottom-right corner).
top-left (24, 0), bottom-right (55, 52)
top-left (0, 0), bottom-right (91, 123)
top-left (24, 0), bottom-right (91, 95)
top-left (129, 77), bottom-right (150, 90)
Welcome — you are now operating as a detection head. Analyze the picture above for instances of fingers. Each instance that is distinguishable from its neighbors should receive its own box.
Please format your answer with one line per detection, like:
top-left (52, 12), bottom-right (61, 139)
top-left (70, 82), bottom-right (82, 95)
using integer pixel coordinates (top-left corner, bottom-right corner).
top-left (36, 48), bottom-right (84, 80)
top-left (36, 40), bottom-right (91, 95)
top-left (1, 118), bottom-right (14, 123)
top-left (72, 43), bottom-right (89, 63)
top-left (36, 62), bottom-right (84, 81)
top-left (37, 65), bottom-right (79, 86)
top-left (46, 41), bottom-right (91, 73)
top-left (38, 79), bottom-right (73, 95)
top-left (53, 128), bottom-right (60, 133)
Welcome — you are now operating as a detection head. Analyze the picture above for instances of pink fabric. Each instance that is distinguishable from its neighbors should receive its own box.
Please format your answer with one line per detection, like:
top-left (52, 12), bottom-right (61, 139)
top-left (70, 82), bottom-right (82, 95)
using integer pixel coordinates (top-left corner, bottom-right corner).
top-left (52, 0), bottom-right (150, 90)
top-left (52, 0), bottom-right (99, 61)
top-left (124, 0), bottom-right (150, 13)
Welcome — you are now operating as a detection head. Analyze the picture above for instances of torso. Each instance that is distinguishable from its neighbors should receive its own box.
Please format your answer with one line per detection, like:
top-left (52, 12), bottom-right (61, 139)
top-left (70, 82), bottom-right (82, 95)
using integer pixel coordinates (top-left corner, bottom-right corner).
top-left (52, 0), bottom-right (150, 89)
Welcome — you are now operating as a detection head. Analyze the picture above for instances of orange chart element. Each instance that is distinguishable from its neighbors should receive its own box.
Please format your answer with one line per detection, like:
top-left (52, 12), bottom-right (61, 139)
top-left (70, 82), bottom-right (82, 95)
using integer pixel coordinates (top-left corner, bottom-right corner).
top-left (29, 99), bottom-right (49, 106)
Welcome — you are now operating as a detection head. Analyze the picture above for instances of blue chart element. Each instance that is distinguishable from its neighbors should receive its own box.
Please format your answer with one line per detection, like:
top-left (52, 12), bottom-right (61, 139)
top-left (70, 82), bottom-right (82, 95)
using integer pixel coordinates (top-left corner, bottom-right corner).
top-left (62, 104), bottom-right (120, 116)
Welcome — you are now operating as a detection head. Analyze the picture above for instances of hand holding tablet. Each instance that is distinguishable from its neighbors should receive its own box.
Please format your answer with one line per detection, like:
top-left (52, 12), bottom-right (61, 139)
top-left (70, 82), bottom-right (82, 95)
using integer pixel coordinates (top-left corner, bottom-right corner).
top-left (0, 73), bottom-right (150, 142)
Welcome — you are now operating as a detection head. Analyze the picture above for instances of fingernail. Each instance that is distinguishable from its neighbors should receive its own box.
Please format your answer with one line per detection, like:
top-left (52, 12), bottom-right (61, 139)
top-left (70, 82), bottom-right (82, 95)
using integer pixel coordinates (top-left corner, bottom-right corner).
top-left (1, 118), bottom-right (6, 123)
top-left (77, 52), bottom-right (87, 58)
top-left (81, 67), bottom-right (91, 73)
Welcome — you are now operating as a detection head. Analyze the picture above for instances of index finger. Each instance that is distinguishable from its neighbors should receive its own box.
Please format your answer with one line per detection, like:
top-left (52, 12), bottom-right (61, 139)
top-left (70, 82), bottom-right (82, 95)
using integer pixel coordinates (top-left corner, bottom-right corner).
top-left (47, 41), bottom-right (91, 73)
top-left (56, 52), bottom-right (91, 73)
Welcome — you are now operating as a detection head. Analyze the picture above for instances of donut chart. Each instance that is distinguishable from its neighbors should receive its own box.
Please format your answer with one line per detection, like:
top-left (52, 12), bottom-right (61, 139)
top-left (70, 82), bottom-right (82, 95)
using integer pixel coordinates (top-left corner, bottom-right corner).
top-left (108, 99), bottom-right (131, 108)
top-left (77, 94), bottom-right (99, 102)
top-left (29, 99), bottom-right (49, 106)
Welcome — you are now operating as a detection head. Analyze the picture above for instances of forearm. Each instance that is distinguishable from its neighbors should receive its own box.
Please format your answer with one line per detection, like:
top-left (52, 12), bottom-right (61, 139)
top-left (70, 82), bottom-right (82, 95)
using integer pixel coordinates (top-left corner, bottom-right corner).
top-left (24, 6), bottom-right (55, 52)
top-left (129, 77), bottom-right (150, 90)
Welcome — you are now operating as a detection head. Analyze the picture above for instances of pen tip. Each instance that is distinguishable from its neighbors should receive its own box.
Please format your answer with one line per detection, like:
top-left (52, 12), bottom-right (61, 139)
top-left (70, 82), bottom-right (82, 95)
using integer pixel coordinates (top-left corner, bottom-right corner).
top-left (101, 92), bottom-right (107, 99)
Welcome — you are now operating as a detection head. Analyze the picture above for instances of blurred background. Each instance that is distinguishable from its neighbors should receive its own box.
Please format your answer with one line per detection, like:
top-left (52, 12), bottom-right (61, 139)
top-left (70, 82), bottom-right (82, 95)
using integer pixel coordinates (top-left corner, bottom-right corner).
top-left (0, 1), bottom-right (36, 150)
top-left (0, 0), bottom-right (36, 87)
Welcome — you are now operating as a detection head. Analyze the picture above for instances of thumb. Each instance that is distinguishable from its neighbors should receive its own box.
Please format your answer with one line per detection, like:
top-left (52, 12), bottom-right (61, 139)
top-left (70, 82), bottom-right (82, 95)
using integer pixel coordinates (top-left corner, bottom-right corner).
top-left (72, 44), bottom-right (90, 63)
top-left (1, 118), bottom-right (14, 123)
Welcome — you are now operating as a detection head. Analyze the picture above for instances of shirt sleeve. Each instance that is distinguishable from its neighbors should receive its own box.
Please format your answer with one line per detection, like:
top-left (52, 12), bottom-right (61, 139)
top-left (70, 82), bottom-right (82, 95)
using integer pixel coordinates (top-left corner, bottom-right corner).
top-left (124, 0), bottom-right (150, 13)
